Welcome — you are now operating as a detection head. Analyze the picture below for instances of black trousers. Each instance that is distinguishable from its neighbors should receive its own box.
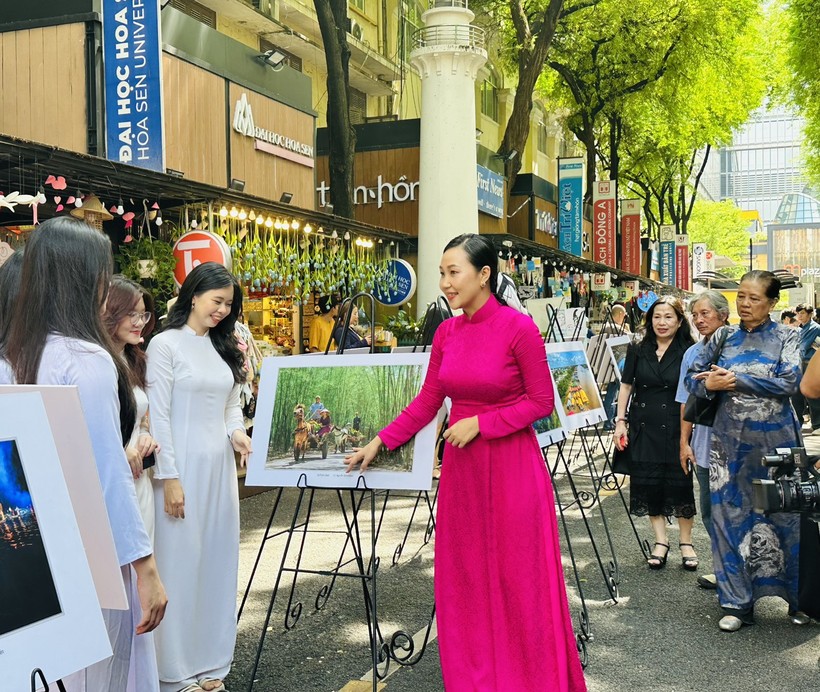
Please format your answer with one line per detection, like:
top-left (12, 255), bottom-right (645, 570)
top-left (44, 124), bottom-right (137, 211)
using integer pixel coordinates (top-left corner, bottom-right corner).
top-left (792, 360), bottom-right (820, 430)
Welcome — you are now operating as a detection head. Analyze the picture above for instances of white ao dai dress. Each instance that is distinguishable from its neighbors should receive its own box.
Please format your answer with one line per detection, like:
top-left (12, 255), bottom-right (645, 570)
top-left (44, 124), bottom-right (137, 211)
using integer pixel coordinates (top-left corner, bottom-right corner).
top-left (147, 326), bottom-right (244, 692)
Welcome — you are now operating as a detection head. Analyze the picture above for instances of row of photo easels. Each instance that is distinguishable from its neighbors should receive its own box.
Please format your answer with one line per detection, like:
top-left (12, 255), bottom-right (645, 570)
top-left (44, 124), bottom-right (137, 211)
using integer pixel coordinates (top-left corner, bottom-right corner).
top-left (238, 295), bottom-right (450, 692)
top-left (532, 304), bottom-right (649, 666)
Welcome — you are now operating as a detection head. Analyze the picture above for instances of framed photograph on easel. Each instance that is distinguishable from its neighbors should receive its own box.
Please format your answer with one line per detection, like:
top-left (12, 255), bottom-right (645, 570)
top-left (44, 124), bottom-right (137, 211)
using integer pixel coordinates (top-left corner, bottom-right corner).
top-left (246, 352), bottom-right (436, 490)
top-left (544, 341), bottom-right (606, 431)
top-left (0, 391), bottom-right (110, 690)
top-left (605, 336), bottom-right (631, 382)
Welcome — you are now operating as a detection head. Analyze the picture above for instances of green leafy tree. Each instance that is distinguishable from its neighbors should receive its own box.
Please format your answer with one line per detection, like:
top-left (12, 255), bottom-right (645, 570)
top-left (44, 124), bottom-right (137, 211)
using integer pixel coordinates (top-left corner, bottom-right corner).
top-left (686, 199), bottom-right (753, 270)
top-left (785, 0), bottom-right (820, 185)
top-left (616, 1), bottom-right (767, 238)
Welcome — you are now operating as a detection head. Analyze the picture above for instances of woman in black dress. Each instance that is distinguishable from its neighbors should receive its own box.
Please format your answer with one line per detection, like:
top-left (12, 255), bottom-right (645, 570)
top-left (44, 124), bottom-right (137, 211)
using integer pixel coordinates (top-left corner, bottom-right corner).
top-left (613, 296), bottom-right (697, 569)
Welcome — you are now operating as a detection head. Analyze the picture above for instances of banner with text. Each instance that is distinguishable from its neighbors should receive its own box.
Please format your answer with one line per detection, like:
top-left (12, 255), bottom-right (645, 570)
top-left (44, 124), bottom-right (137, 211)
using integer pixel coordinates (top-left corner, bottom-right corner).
top-left (692, 242), bottom-right (707, 281)
top-left (659, 225), bottom-right (676, 286)
top-left (558, 158), bottom-right (584, 256)
top-left (620, 199), bottom-right (642, 275)
top-left (476, 165), bottom-right (504, 218)
top-left (675, 234), bottom-right (690, 291)
top-left (592, 180), bottom-right (616, 267)
top-left (103, 0), bottom-right (165, 172)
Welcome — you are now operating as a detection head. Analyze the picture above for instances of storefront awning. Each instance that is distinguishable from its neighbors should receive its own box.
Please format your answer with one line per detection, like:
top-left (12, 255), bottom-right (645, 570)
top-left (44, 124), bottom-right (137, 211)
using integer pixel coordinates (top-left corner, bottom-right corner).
top-left (0, 135), bottom-right (409, 244)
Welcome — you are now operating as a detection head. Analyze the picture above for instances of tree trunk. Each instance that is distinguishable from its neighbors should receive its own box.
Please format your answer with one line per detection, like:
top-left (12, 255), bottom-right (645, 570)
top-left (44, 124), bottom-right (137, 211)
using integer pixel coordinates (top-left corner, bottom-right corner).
top-left (500, 0), bottom-right (564, 192)
top-left (314, 0), bottom-right (356, 219)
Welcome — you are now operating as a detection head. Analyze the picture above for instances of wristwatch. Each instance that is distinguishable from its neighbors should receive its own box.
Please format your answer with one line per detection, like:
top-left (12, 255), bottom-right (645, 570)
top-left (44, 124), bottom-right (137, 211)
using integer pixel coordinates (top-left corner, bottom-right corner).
top-left (614, 416), bottom-right (626, 423)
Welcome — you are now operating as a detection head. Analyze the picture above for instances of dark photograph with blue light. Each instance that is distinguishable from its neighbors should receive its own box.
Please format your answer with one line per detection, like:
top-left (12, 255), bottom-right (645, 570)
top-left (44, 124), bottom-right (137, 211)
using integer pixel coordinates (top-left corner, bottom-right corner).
top-left (0, 438), bottom-right (62, 636)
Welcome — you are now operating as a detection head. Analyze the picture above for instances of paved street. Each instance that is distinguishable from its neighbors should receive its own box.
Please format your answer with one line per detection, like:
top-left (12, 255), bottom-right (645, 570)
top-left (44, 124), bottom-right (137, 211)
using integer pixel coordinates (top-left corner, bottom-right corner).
top-left (228, 431), bottom-right (820, 692)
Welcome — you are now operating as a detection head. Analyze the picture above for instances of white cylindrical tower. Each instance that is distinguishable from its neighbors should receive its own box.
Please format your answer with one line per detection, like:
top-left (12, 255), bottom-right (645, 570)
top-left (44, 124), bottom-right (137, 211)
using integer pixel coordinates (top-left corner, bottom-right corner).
top-left (410, 0), bottom-right (487, 316)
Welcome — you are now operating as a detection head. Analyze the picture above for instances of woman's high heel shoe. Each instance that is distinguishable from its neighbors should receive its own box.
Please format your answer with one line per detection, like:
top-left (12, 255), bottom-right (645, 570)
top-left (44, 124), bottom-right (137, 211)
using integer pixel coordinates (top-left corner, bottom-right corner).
top-left (647, 542), bottom-right (669, 570)
top-left (680, 543), bottom-right (699, 571)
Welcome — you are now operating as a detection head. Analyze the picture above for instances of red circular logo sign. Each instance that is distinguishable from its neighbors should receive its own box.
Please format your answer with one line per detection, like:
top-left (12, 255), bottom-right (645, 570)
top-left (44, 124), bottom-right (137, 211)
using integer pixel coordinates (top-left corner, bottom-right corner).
top-left (172, 231), bottom-right (232, 287)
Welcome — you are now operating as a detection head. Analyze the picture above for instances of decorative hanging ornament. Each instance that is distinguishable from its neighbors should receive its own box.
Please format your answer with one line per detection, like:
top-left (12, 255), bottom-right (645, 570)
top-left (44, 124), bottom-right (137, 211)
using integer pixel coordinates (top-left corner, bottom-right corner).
top-left (44, 175), bottom-right (67, 190)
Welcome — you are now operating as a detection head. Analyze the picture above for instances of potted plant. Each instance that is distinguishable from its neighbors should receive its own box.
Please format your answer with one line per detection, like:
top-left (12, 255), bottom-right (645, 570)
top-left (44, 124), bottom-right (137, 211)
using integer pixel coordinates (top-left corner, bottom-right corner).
top-left (115, 234), bottom-right (178, 316)
top-left (385, 307), bottom-right (422, 346)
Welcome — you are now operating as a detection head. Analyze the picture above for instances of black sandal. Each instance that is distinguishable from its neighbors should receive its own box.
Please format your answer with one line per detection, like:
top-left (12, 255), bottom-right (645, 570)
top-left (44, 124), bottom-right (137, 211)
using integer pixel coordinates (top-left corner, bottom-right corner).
top-left (680, 543), bottom-right (699, 571)
top-left (648, 542), bottom-right (669, 570)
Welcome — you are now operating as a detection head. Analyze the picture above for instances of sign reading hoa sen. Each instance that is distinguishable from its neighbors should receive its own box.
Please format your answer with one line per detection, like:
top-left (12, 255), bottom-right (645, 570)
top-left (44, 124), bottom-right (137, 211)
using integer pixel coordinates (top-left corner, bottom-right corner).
top-left (233, 94), bottom-right (315, 168)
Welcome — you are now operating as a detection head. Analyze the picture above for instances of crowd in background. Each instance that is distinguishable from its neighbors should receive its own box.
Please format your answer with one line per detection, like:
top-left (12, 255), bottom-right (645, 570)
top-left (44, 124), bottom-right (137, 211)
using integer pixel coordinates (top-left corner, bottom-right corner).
top-left (5, 216), bottom-right (820, 688)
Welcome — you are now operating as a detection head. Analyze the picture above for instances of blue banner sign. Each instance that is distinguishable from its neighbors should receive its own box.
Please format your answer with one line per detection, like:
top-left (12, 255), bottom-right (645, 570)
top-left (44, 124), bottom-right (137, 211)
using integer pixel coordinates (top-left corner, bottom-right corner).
top-left (103, 0), bottom-right (165, 172)
top-left (659, 225), bottom-right (676, 286)
top-left (476, 165), bottom-right (504, 218)
top-left (558, 158), bottom-right (584, 255)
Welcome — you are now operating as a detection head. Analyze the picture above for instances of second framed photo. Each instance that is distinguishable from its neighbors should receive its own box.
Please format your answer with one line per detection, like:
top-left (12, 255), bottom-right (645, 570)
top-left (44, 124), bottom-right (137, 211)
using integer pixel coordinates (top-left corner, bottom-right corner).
top-left (246, 353), bottom-right (436, 490)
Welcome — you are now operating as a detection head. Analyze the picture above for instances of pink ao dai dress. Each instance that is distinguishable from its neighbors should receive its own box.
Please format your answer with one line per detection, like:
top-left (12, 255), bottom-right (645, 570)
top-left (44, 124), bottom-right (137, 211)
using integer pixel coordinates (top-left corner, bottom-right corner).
top-left (379, 297), bottom-right (586, 691)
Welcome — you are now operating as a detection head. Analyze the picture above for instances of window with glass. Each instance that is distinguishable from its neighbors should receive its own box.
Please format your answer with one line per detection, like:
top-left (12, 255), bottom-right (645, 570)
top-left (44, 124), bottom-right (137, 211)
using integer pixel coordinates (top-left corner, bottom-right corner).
top-left (480, 72), bottom-right (499, 122)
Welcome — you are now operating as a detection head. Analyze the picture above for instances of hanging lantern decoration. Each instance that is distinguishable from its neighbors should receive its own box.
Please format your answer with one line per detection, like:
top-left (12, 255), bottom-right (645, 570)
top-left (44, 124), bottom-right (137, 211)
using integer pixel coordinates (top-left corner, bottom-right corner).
top-left (70, 193), bottom-right (113, 231)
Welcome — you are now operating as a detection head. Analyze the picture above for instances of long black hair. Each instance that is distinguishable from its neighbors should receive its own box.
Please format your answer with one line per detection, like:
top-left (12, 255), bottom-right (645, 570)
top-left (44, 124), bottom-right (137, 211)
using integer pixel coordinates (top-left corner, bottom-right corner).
top-left (163, 262), bottom-right (245, 384)
top-left (443, 233), bottom-right (507, 306)
top-left (5, 216), bottom-right (137, 442)
top-left (638, 295), bottom-right (694, 354)
top-left (0, 248), bottom-right (24, 356)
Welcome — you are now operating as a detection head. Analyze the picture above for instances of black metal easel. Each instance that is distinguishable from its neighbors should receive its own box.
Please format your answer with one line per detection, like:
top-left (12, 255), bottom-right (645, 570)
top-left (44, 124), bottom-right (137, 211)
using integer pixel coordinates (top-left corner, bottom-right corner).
top-left (30, 668), bottom-right (67, 692)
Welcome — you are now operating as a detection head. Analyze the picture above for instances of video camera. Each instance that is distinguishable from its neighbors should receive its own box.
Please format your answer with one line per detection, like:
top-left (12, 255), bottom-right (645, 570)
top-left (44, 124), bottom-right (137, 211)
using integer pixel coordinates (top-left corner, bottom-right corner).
top-left (752, 447), bottom-right (820, 518)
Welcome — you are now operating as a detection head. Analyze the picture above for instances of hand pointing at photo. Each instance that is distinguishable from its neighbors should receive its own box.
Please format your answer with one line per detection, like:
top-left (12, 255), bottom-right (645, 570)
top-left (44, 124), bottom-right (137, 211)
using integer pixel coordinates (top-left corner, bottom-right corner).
top-left (345, 435), bottom-right (383, 473)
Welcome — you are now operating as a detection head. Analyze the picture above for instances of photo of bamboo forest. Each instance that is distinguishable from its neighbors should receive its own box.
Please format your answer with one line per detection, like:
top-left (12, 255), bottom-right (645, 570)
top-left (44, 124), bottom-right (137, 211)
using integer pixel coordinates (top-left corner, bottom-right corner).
top-left (265, 364), bottom-right (423, 473)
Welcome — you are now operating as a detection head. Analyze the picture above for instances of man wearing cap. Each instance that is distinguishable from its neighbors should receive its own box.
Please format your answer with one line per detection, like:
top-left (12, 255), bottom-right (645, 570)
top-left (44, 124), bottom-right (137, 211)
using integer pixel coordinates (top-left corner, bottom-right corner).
top-left (309, 295), bottom-right (338, 352)
top-left (792, 303), bottom-right (820, 434)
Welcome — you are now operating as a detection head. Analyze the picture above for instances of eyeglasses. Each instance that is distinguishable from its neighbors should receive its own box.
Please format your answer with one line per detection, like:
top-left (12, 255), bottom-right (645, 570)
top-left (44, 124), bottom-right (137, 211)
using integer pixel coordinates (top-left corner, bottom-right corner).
top-left (128, 311), bottom-right (152, 326)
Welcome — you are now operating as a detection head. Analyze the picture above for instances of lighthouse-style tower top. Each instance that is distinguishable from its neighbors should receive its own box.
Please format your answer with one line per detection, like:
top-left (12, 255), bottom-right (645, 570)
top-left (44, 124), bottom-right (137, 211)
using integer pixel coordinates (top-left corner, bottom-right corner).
top-left (411, 0), bottom-right (486, 55)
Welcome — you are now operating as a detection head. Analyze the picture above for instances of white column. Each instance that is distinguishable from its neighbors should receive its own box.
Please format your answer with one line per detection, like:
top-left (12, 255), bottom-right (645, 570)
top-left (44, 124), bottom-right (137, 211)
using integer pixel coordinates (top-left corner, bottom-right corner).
top-left (410, 1), bottom-right (487, 316)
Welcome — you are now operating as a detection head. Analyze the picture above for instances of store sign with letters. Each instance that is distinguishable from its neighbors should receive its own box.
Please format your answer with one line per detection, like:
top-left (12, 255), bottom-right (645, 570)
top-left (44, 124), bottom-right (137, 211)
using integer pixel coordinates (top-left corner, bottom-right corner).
top-left (102, 0), bottom-right (164, 171)
top-left (476, 165), bottom-right (504, 218)
top-left (172, 231), bottom-right (232, 286)
top-left (692, 243), bottom-right (707, 280)
top-left (592, 180), bottom-right (616, 267)
top-left (233, 93), bottom-right (315, 168)
top-left (558, 158), bottom-right (584, 255)
top-left (374, 259), bottom-right (417, 306)
top-left (659, 225), bottom-right (676, 286)
top-left (675, 234), bottom-right (690, 291)
top-left (620, 199), bottom-right (642, 275)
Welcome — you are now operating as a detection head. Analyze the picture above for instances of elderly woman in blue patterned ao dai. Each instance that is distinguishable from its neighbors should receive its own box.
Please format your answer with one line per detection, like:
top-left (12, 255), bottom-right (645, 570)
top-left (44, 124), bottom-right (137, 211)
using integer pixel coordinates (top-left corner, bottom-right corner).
top-left (685, 270), bottom-right (809, 632)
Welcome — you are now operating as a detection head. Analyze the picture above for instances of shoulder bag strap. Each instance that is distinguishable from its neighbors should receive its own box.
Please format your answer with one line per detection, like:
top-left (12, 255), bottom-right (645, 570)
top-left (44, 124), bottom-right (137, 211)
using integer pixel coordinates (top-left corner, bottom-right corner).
top-left (710, 327), bottom-right (730, 367)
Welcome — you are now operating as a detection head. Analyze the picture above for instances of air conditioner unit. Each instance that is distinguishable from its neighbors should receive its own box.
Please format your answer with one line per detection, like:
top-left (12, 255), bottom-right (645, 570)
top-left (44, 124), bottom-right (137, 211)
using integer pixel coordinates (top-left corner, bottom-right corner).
top-left (348, 18), bottom-right (364, 41)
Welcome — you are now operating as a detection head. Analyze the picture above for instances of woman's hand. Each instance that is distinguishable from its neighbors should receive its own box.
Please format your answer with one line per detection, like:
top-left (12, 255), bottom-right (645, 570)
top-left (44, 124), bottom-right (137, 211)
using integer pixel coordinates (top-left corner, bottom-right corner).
top-left (696, 365), bottom-right (737, 392)
top-left (136, 432), bottom-right (159, 459)
top-left (443, 416), bottom-right (480, 448)
top-left (613, 420), bottom-right (628, 451)
top-left (345, 435), bottom-right (383, 473)
top-left (131, 555), bottom-right (168, 634)
top-left (231, 429), bottom-right (253, 468)
top-left (164, 479), bottom-right (185, 519)
top-left (680, 443), bottom-right (695, 475)
top-left (125, 445), bottom-right (143, 479)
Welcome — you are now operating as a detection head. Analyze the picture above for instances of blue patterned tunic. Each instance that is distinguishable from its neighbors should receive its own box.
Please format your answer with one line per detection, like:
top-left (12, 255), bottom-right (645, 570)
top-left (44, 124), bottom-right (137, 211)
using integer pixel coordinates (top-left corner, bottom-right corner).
top-left (685, 319), bottom-right (801, 614)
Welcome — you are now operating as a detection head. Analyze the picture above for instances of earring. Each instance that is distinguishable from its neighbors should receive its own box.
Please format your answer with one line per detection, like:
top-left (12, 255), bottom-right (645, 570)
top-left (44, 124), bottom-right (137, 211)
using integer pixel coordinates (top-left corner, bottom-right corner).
top-left (480, 282), bottom-right (486, 288)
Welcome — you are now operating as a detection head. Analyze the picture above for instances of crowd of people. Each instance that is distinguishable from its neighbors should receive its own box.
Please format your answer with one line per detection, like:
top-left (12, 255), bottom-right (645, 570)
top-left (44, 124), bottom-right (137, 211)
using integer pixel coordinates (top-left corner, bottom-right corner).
top-left (0, 217), bottom-right (251, 692)
top-left (8, 215), bottom-right (820, 690)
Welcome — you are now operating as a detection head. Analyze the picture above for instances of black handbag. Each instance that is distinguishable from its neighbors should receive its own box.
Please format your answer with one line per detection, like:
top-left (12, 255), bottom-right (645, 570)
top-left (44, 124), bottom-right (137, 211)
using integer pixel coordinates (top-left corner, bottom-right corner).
top-left (683, 327), bottom-right (730, 427)
top-left (611, 444), bottom-right (631, 475)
